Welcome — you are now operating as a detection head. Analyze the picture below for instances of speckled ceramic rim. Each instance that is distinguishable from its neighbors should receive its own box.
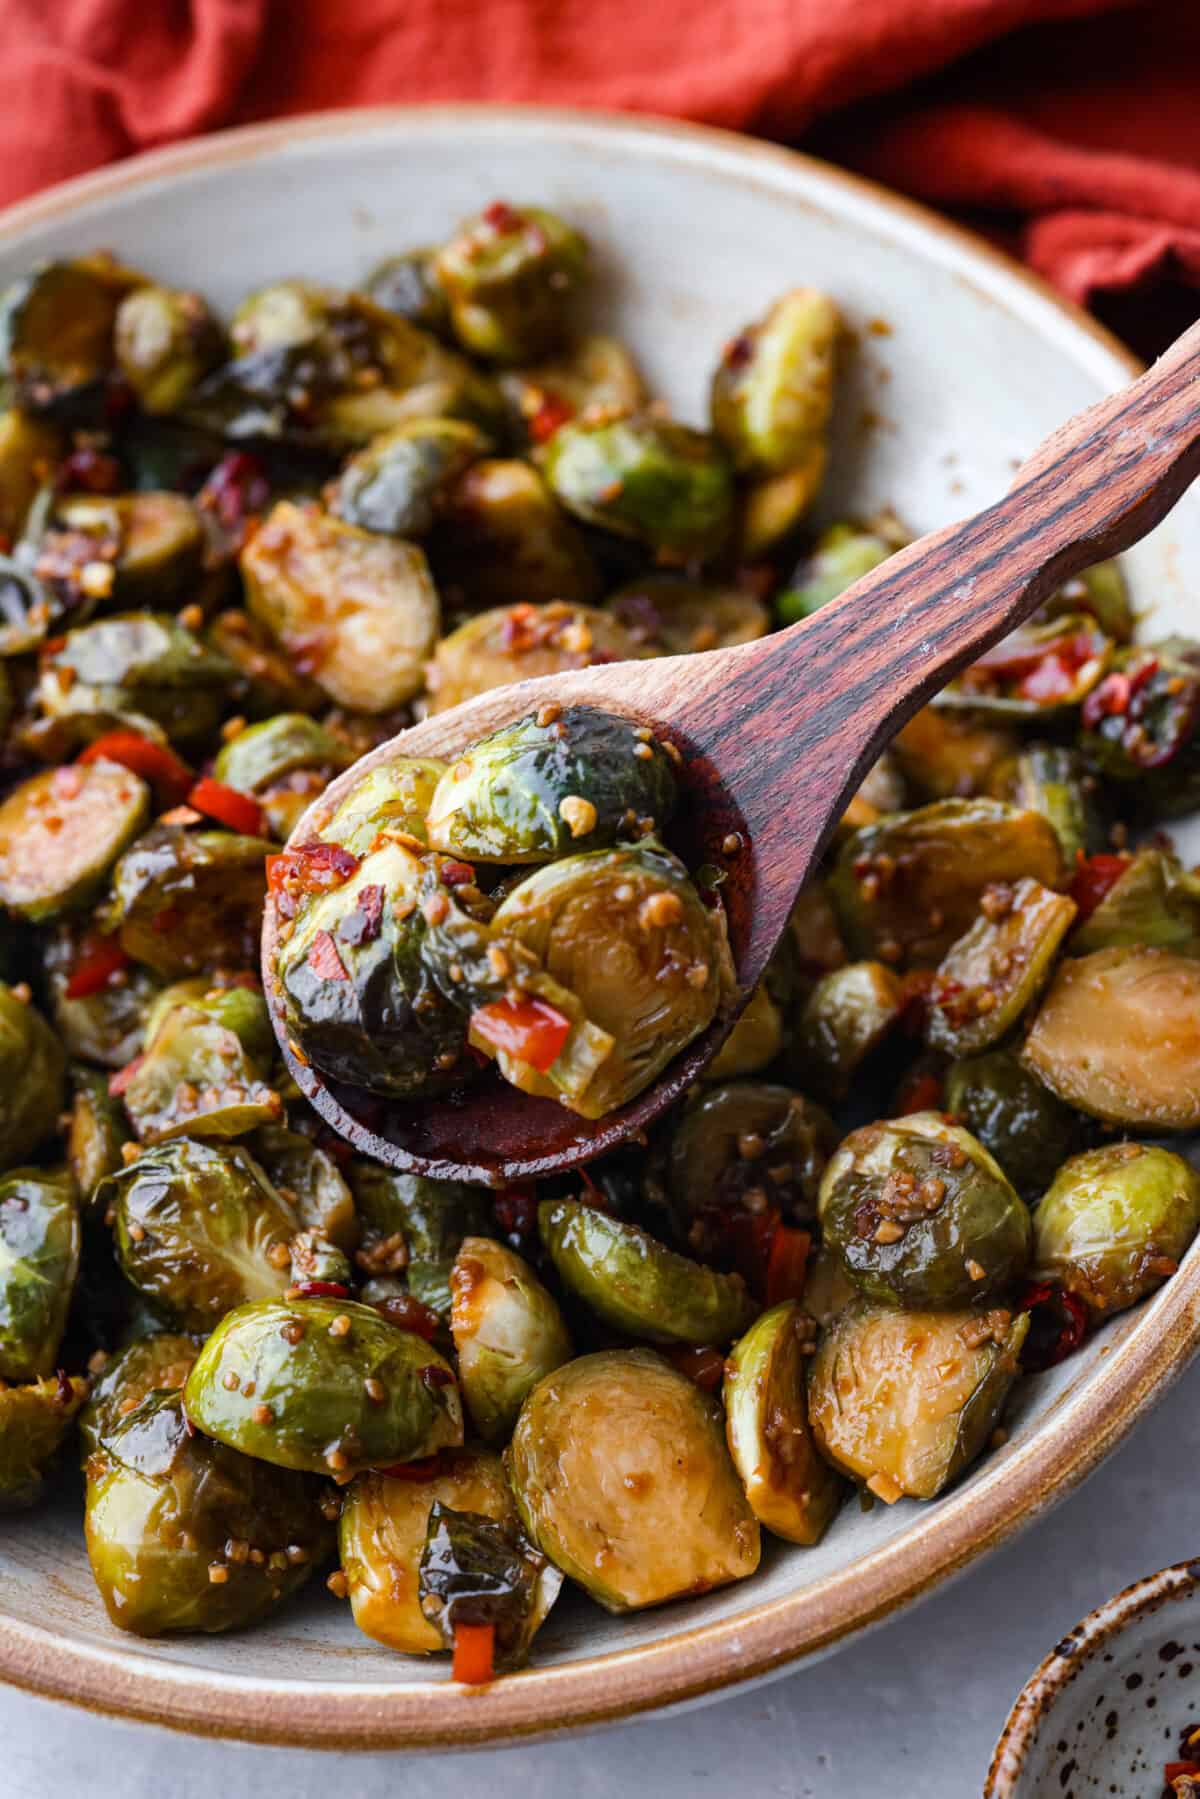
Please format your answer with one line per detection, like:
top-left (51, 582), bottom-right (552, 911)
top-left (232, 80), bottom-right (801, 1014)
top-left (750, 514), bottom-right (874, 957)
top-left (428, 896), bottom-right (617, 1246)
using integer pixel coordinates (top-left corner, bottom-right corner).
top-left (986, 1558), bottom-right (1200, 1795)
top-left (0, 104), bottom-right (1174, 1751)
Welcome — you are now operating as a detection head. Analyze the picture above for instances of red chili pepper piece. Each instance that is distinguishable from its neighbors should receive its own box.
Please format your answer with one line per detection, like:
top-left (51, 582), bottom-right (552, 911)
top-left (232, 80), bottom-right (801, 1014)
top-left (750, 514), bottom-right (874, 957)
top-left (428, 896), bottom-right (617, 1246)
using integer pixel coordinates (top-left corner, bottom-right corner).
top-left (482, 200), bottom-right (521, 233)
top-left (369, 1292), bottom-right (442, 1342)
top-left (307, 930), bottom-right (349, 982)
top-left (197, 451), bottom-right (271, 553)
top-left (1069, 851), bottom-right (1133, 921)
top-left (529, 391), bottom-right (574, 444)
top-left (452, 1621), bottom-right (496, 1686)
top-left (267, 840), bottom-right (360, 919)
top-left (187, 776), bottom-right (266, 838)
top-left (764, 1224), bottom-right (811, 1307)
top-left (470, 996), bottom-right (571, 1073)
top-left (108, 1054), bottom-right (145, 1098)
top-left (79, 732), bottom-right (194, 806)
top-left (65, 934), bottom-right (130, 999)
top-left (662, 1345), bottom-right (726, 1391)
top-left (1018, 1281), bottom-right (1088, 1372)
top-left (724, 1206), bottom-right (781, 1299)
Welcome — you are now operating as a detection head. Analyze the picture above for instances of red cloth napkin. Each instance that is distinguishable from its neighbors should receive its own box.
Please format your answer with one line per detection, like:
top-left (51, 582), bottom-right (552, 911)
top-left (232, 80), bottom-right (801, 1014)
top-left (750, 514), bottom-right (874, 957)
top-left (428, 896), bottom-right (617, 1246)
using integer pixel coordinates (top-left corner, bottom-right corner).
top-left (0, 0), bottom-right (1196, 339)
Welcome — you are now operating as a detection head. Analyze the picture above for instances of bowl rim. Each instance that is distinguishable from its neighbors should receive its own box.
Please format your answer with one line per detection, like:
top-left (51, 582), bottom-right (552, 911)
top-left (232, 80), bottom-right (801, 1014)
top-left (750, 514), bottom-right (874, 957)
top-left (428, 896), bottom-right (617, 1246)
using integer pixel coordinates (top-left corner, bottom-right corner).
top-left (0, 101), bottom-right (1187, 1753)
top-left (985, 1557), bottom-right (1200, 1795)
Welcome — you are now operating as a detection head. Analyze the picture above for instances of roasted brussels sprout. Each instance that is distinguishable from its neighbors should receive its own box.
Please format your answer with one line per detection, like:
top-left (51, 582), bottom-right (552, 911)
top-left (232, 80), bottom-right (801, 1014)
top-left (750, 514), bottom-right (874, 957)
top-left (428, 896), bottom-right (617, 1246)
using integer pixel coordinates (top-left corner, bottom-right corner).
top-left (500, 334), bottom-right (645, 444)
top-left (349, 1162), bottom-right (490, 1313)
top-left (662, 1082), bottom-right (837, 1252)
top-left (103, 825), bottom-right (271, 977)
top-left (891, 707), bottom-right (1020, 804)
top-left (1032, 1143), bottom-right (1200, 1318)
top-left (121, 987), bottom-right (282, 1143)
top-left (830, 799), bottom-right (1065, 964)
top-left (330, 418), bottom-right (490, 538)
top-left (925, 878), bottom-right (1077, 1058)
top-left (1022, 947), bottom-right (1200, 1129)
top-left (543, 413), bottom-right (734, 561)
top-left (940, 615), bottom-right (1111, 714)
top-left (78, 1331), bottom-right (198, 1457)
top-left (1070, 848), bottom-right (1200, 957)
top-left (84, 1390), bottom-right (332, 1635)
top-left (44, 922), bottom-right (163, 1067)
top-left (607, 571), bottom-right (769, 655)
top-left (943, 1050), bottom-right (1086, 1200)
top-left (724, 1301), bottom-right (844, 1544)
top-left (818, 1113), bottom-right (1030, 1308)
top-left (0, 1373), bottom-right (86, 1508)
top-left (988, 743), bottom-right (1103, 865)
top-left (37, 493), bottom-right (207, 612)
top-left (0, 762), bottom-right (149, 922)
top-left (711, 288), bottom-right (838, 478)
top-left (183, 1296), bottom-right (463, 1477)
top-left (776, 518), bottom-right (903, 625)
top-left (319, 757), bottom-right (446, 855)
top-left (433, 204), bottom-right (588, 363)
top-left (539, 1199), bottom-right (754, 1344)
top-left (0, 1168), bottom-right (79, 1381)
top-left (39, 608), bottom-right (229, 743)
top-left (0, 254), bottom-right (137, 415)
top-left (794, 961), bottom-right (902, 1100)
top-left (251, 1124), bottom-right (358, 1254)
top-left (0, 983), bottom-right (66, 1162)
top-left (419, 1500), bottom-right (562, 1673)
top-left (426, 601), bottom-right (641, 714)
top-left (364, 250), bottom-right (451, 336)
top-left (241, 502), bottom-right (440, 713)
top-left (426, 706), bottom-right (677, 864)
top-left (114, 283), bottom-right (224, 414)
top-left (214, 713), bottom-right (354, 808)
top-left (507, 1349), bottom-right (759, 1611)
top-left (67, 1064), bottom-right (131, 1210)
top-left (104, 1137), bottom-right (296, 1328)
top-left (807, 1302), bottom-right (1028, 1501)
top-left (705, 974), bottom-right (786, 1081)
top-left (450, 1237), bottom-right (571, 1442)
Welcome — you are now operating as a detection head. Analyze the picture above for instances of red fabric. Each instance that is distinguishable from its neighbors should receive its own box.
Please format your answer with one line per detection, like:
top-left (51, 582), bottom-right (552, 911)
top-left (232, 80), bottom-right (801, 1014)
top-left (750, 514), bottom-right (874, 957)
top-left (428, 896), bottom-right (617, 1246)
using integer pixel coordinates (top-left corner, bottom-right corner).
top-left (0, 0), bottom-right (1196, 327)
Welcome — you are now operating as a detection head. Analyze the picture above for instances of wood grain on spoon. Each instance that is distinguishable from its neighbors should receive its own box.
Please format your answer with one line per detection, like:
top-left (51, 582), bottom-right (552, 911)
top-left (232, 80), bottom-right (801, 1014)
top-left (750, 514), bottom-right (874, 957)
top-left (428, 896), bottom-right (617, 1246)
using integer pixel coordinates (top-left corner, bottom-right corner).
top-left (263, 317), bottom-right (1200, 1184)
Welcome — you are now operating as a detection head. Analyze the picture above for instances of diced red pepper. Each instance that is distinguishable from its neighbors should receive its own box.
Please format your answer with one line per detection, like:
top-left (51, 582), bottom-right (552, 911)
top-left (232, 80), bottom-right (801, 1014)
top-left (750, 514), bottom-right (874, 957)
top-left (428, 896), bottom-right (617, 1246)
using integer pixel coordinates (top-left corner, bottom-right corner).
top-left (972, 629), bottom-right (1102, 703)
top-left (79, 732), bottom-right (194, 806)
top-left (307, 930), bottom-right (349, 982)
top-left (452, 1621), bottom-right (496, 1686)
top-left (483, 200), bottom-right (521, 233)
top-left (197, 451), bottom-right (271, 553)
top-left (187, 776), bottom-right (266, 838)
top-left (663, 1345), bottom-right (726, 1391)
top-left (65, 934), bottom-right (130, 999)
top-left (529, 390), bottom-right (574, 444)
top-left (470, 996), bottom-right (571, 1073)
top-left (1018, 1281), bottom-right (1088, 1371)
top-left (1069, 851), bottom-right (1133, 921)
top-left (108, 1054), bottom-right (145, 1098)
top-left (764, 1224), bottom-right (811, 1307)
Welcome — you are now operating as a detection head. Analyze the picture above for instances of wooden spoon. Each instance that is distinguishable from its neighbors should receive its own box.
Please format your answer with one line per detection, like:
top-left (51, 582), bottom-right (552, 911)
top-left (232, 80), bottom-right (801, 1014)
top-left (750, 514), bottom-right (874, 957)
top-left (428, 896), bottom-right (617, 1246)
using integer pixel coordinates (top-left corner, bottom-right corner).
top-left (263, 319), bottom-right (1200, 1185)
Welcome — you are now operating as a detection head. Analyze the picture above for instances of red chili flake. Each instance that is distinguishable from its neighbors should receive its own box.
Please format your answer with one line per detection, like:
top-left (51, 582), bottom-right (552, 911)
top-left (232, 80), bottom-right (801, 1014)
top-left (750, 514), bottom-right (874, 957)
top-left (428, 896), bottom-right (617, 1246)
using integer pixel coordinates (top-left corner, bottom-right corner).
top-left (197, 451), bottom-right (271, 552)
top-left (419, 1364), bottom-right (454, 1390)
top-left (1082, 671), bottom-right (1131, 727)
top-left (1069, 851), bottom-right (1133, 921)
top-left (307, 929), bottom-right (349, 982)
top-left (108, 1054), bottom-right (145, 1098)
top-left (722, 332), bottom-right (754, 370)
top-left (529, 390), bottom-right (574, 443)
top-left (493, 1185), bottom-right (538, 1244)
top-left (376, 1453), bottom-right (448, 1481)
top-left (482, 200), bottom-right (521, 233)
top-left (439, 860), bottom-right (475, 888)
top-left (663, 1345), bottom-right (726, 1391)
top-left (337, 883), bottom-right (385, 947)
top-left (55, 448), bottom-right (122, 495)
top-left (267, 840), bottom-right (360, 920)
top-left (65, 933), bottom-right (129, 999)
top-left (293, 1280), bottom-right (349, 1300)
top-left (370, 1292), bottom-right (441, 1341)
top-left (1018, 1281), bottom-right (1088, 1372)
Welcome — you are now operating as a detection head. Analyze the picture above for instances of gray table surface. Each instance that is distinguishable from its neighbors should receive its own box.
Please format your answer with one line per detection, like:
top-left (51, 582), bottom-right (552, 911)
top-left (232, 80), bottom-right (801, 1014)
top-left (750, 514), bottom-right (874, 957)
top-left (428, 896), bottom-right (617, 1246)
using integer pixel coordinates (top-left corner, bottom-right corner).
top-left (5, 1358), bottom-right (1195, 1799)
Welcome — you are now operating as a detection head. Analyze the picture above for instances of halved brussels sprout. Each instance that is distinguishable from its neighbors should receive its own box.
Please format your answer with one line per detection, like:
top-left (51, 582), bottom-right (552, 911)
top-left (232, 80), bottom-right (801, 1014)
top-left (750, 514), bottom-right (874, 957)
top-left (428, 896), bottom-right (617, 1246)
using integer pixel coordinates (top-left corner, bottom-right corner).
top-left (943, 1050), bottom-right (1086, 1200)
top-left (331, 418), bottom-right (490, 538)
top-left (67, 1065), bottom-right (131, 1212)
top-left (433, 204), bottom-right (588, 363)
top-left (426, 706), bottom-right (677, 865)
top-left (320, 757), bottom-right (447, 855)
top-left (121, 990), bottom-right (282, 1144)
top-left (0, 255), bottom-right (137, 415)
top-left (450, 1237), bottom-right (571, 1442)
top-left (0, 1168), bottom-right (79, 1382)
top-left (776, 518), bottom-right (905, 625)
top-left (705, 975), bottom-right (785, 1081)
top-left (252, 1124), bottom-right (358, 1254)
top-left (350, 1162), bottom-right (490, 1314)
top-left (206, 608), bottom-right (326, 719)
top-left (1070, 848), bottom-right (1200, 957)
top-left (429, 458), bottom-right (601, 611)
top-left (500, 334), bottom-right (645, 444)
top-left (0, 409), bottom-right (61, 547)
top-left (183, 1296), bottom-right (463, 1477)
top-left (818, 1112), bottom-right (1030, 1308)
top-left (891, 707), bottom-right (1020, 804)
top-left (214, 714), bottom-right (354, 802)
top-left (0, 982), bottom-right (66, 1162)
top-left (103, 825), bottom-right (272, 977)
top-left (39, 493), bottom-right (207, 610)
top-left (988, 744), bottom-right (1104, 865)
top-left (925, 878), bottom-right (1077, 1058)
top-left (142, 978), bottom-right (282, 1073)
top-left (364, 250), bottom-right (451, 336)
top-left (1033, 1143), bottom-right (1200, 1318)
top-left (940, 615), bottom-right (1111, 714)
top-left (44, 922), bottom-right (163, 1067)
top-left (663, 1083), bottom-right (837, 1253)
top-left (241, 501), bottom-right (439, 713)
top-left (539, 1199), bottom-right (754, 1344)
top-left (543, 413), bottom-right (734, 560)
top-left (1041, 559), bottom-right (1133, 643)
top-left (339, 1449), bottom-right (518, 1653)
top-left (607, 572), bottom-right (769, 655)
top-left (78, 1331), bottom-right (199, 1458)
top-left (0, 762), bottom-right (149, 921)
top-left (39, 609), bottom-right (231, 744)
top-left (794, 961), bottom-right (902, 1100)
top-left (0, 1374), bottom-right (87, 1508)
top-left (488, 842), bottom-right (731, 1118)
top-left (830, 799), bottom-right (1066, 964)
top-left (711, 289), bottom-right (839, 477)
top-left (507, 1349), bottom-right (760, 1611)
top-left (807, 1301), bottom-right (1028, 1501)
top-left (104, 1137), bottom-right (296, 1329)
top-left (724, 1301), bottom-right (844, 1544)
top-left (426, 601), bottom-right (641, 714)
top-left (84, 1390), bottom-right (332, 1635)
top-left (114, 283), bottom-right (224, 414)
top-left (1022, 947), bottom-right (1200, 1130)
top-left (419, 1500), bottom-right (562, 1673)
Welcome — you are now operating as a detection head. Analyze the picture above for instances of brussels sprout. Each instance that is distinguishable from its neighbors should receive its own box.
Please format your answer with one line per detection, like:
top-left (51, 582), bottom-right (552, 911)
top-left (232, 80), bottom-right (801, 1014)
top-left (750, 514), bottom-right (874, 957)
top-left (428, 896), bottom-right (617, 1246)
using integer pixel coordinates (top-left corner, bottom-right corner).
top-left (103, 825), bottom-right (271, 977)
top-left (1033, 1143), bottom-right (1200, 1319)
top-left (240, 501), bottom-right (439, 713)
top-left (0, 1373), bottom-right (87, 1508)
top-left (349, 1161), bottom-right (490, 1309)
top-left (40, 610), bottom-right (231, 744)
top-left (114, 283), bottom-right (224, 414)
top-left (121, 996), bottom-right (283, 1144)
top-left (1080, 643), bottom-right (1200, 815)
top-left (508, 1349), bottom-right (759, 1611)
top-left (891, 707), bottom-right (1021, 804)
top-left (0, 255), bottom-right (138, 415)
top-left (331, 418), bottom-right (490, 539)
top-left (607, 571), bottom-right (769, 655)
top-left (426, 601), bottom-right (642, 714)
top-left (488, 842), bottom-right (731, 1118)
top-left (364, 250), bottom-right (451, 336)
top-left (84, 1390), bottom-right (332, 1635)
top-left (818, 1112), bottom-right (1031, 1308)
top-left (943, 1050), bottom-right (1086, 1200)
top-left (1022, 947), bottom-right (1200, 1130)
top-left (807, 1301), bottom-right (1028, 1501)
top-left (539, 1199), bottom-right (754, 1344)
top-left (429, 457), bottom-right (601, 611)
top-left (206, 608), bottom-right (326, 719)
top-left (0, 1168), bottom-right (79, 1382)
top-left (1070, 848), bottom-right (1200, 957)
top-left (543, 412), bottom-right (734, 560)
top-left (183, 1296), bottom-right (463, 1477)
top-left (705, 976), bottom-right (785, 1081)
top-left (278, 839), bottom-right (469, 1098)
top-left (339, 1449), bottom-right (518, 1653)
top-left (44, 922), bottom-right (163, 1066)
top-left (319, 757), bottom-right (446, 857)
top-left (104, 1138), bottom-right (296, 1329)
top-left (830, 799), bottom-right (1066, 964)
top-left (0, 762), bottom-right (149, 921)
top-left (0, 409), bottom-right (61, 546)
top-left (724, 1301), bottom-right (844, 1544)
top-left (711, 289), bottom-right (838, 478)
top-left (776, 519), bottom-right (904, 625)
top-left (662, 1083), bottom-right (837, 1253)
top-left (39, 492), bottom-right (207, 610)
top-left (925, 878), bottom-right (1077, 1058)
top-left (252, 1124), bottom-right (358, 1254)
top-left (139, 980), bottom-right (273, 1067)
top-left (214, 713), bottom-right (354, 801)
top-left (1042, 559), bottom-right (1133, 643)
top-left (794, 961), bottom-right (902, 1100)
top-left (419, 1501), bottom-right (562, 1672)
top-left (67, 1065), bottom-right (131, 1212)
top-left (427, 706), bottom-right (677, 865)
top-left (433, 204), bottom-right (588, 363)
top-left (0, 985), bottom-right (66, 1163)
top-left (78, 1331), bottom-right (199, 1458)
top-left (501, 334), bottom-right (645, 445)
top-left (988, 744), bottom-right (1104, 865)
top-left (941, 615), bottom-right (1111, 715)
top-left (450, 1238), bottom-right (571, 1442)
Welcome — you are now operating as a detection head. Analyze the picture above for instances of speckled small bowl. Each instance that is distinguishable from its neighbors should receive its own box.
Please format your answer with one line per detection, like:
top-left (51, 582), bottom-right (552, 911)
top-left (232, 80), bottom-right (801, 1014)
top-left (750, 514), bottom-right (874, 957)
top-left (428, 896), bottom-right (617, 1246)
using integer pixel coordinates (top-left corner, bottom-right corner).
top-left (987, 1560), bottom-right (1200, 1796)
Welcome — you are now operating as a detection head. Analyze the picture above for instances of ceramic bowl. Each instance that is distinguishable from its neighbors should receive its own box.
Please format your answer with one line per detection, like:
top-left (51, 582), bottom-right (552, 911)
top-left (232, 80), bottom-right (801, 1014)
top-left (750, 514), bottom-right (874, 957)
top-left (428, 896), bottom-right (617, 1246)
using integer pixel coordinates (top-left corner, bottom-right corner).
top-left (1, 105), bottom-right (1198, 1751)
top-left (987, 1560), bottom-right (1200, 1795)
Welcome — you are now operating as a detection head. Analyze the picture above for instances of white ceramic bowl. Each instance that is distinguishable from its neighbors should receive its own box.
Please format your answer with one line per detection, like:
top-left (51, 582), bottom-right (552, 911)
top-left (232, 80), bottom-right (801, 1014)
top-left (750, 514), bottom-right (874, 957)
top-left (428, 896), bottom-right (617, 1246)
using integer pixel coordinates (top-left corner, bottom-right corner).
top-left (1, 105), bottom-right (1198, 1750)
